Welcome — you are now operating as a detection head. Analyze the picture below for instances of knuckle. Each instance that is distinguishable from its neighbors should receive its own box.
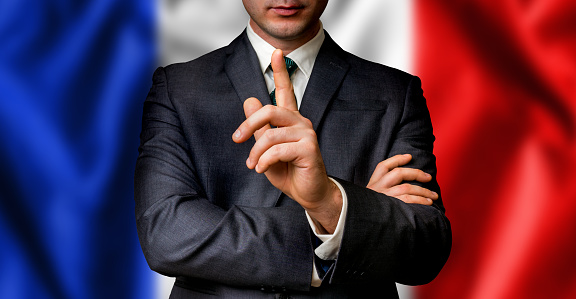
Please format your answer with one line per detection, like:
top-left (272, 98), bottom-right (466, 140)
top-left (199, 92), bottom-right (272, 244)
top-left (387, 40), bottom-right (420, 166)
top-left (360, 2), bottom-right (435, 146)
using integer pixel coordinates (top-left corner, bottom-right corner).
top-left (398, 183), bottom-right (411, 193)
top-left (398, 195), bottom-right (412, 203)
top-left (243, 117), bottom-right (253, 129)
top-left (376, 161), bottom-right (390, 172)
top-left (263, 128), bottom-right (279, 140)
top-left (261, 104), bottom-right (275, 115)
top-left (300, 141), bottom-right (316, 153)
top-left (304, 128), bottom-right (317, 138)
top-left (390, 167), bottom-right (403, 177)
top-left (262, 128), bottom-right (274, 139)
top-left (271, 144), bottom-right (287, 156)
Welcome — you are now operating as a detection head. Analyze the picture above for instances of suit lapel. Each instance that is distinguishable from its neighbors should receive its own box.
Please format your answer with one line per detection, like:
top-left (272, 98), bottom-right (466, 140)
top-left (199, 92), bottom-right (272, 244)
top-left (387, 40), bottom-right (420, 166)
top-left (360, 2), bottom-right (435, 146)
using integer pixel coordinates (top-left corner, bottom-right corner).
top-left (224, 31), bottom-right (283, 207)
top-left (299, 33), bottom-right (350, 131)
top-left (224, 30), bottom-right (272, 107)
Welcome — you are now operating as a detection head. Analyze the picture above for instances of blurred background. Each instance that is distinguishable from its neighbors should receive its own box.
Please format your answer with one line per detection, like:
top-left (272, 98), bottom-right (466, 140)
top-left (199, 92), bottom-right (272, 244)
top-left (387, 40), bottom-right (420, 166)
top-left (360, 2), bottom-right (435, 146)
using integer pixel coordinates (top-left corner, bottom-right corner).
top-left (1, 0), bottom-right (575, 298)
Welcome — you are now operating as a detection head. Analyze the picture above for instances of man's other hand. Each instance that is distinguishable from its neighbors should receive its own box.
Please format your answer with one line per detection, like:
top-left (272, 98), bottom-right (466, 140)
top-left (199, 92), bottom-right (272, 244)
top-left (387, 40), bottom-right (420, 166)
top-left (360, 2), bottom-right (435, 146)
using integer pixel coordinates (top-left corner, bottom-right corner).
top-left (367, 154), bottom-right (438, 205)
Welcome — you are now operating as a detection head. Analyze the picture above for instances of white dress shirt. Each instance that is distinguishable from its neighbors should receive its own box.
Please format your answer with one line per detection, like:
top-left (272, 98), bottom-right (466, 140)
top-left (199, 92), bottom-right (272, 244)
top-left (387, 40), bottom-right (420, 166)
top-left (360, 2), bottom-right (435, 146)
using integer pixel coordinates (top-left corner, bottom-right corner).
top-left (246, 23), bottom-right (348, 287)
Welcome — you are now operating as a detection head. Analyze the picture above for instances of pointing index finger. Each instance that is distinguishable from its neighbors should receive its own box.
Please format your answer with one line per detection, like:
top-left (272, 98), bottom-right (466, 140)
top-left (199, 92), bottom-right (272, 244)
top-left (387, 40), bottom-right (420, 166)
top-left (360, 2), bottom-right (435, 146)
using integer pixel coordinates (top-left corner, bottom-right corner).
top-left (271, 49), bottom-right (298, 111)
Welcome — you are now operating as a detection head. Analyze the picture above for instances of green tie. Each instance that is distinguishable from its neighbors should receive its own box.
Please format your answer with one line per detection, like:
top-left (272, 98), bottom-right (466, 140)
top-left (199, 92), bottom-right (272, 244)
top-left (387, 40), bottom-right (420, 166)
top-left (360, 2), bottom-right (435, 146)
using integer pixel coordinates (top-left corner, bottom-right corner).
top-left (269, 56), bottom-right (298, 106)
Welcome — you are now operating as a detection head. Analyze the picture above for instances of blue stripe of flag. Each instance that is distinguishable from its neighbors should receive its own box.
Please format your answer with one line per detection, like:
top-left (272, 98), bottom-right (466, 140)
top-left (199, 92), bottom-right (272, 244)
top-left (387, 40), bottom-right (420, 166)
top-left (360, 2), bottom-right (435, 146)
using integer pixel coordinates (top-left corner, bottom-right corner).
top-left (0, 0), bottom-right (156, 298)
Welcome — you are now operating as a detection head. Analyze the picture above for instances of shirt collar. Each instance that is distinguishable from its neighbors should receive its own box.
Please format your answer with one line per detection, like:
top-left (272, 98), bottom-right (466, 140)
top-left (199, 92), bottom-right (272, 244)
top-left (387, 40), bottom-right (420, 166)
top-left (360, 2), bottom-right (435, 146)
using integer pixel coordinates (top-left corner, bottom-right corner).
top-left (246, 22), bottom-right (325, 79)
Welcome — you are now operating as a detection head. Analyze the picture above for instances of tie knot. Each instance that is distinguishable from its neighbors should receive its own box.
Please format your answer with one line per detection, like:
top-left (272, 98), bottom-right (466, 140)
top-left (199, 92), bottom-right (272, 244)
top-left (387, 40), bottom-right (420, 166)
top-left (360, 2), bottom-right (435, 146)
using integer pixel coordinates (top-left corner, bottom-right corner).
top-left (283, 56), bottom-right (298, 77)
top-left (270, 56), bottom-right (298, 77)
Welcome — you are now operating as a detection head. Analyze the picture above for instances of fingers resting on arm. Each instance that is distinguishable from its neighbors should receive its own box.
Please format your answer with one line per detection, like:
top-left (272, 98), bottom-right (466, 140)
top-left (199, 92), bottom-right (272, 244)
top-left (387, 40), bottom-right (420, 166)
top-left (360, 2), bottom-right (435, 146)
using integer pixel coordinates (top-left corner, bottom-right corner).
top-left (367, 154), bottom-right (438, 205)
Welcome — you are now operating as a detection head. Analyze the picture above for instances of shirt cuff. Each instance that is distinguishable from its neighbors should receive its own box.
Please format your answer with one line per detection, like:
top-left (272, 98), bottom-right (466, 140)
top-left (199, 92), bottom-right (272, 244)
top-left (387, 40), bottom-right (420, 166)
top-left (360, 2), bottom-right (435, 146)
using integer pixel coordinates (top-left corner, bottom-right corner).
top-left (307, 178), bottom-right (348, 286)
top-left (306, 178), bottom-right (348, 286)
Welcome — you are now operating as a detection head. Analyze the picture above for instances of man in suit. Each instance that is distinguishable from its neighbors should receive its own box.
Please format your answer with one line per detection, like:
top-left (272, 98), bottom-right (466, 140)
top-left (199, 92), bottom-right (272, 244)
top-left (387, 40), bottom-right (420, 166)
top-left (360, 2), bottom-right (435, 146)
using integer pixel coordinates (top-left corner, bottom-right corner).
top-left (135, 0), bottom-right (451, 297)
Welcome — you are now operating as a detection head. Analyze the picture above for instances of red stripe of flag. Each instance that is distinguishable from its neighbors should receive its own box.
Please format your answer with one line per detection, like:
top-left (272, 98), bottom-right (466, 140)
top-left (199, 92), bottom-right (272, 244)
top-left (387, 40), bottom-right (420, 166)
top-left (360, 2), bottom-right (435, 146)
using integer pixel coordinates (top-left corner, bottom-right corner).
top-left (415, 1), bottom-right (576, 298)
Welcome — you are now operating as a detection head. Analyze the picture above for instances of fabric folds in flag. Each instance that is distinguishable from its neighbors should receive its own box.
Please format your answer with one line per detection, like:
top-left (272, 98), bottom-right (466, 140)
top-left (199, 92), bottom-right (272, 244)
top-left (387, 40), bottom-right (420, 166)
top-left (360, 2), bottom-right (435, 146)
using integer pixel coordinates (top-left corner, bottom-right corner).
top-left (415, 1), bottom-right (576, 298)
top-left (0, 0), bottom-right (156, 298)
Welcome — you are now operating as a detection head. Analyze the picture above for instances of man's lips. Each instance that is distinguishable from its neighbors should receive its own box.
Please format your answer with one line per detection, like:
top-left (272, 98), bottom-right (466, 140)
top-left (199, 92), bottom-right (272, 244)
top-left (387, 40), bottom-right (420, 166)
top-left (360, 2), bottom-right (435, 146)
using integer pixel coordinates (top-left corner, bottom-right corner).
top-left (271, 5), bottom-right (304, 17)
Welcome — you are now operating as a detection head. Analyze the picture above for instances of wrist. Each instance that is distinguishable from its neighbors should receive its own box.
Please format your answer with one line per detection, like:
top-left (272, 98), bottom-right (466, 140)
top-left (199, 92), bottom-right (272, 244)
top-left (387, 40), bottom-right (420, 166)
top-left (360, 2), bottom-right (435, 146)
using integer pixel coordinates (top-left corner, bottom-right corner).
top-left (306, 179), bottom-right (343, 234)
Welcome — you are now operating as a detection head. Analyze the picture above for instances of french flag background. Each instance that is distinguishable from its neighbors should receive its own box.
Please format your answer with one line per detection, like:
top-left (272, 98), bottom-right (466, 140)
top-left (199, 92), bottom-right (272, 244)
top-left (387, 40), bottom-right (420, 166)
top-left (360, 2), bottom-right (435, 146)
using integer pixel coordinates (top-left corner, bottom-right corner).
top-left (1, 1), bottom-right (575, 298)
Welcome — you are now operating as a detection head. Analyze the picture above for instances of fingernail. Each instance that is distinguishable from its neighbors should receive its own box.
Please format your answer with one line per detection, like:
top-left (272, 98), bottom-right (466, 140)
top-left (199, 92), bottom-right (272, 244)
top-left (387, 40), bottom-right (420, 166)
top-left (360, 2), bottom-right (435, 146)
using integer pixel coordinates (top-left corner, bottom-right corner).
top-left (255, 164), bottom-right (261, 173)
top-left (246, 157), bottom-right (251, 167)
top-left (432, 191), bottom-right (438, 197)
top-left (234, 130), bottom-right (241, 139)
top-left (427, 198), bottom-right (433, 204)
top-left (425, 173), bottom-right (432, 178)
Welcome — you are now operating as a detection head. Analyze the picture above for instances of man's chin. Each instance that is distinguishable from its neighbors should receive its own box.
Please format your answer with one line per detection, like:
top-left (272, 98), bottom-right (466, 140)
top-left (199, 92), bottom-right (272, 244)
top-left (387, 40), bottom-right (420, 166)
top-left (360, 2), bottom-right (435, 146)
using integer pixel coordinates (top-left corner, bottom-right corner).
top-left (267, 20), bottom-right (317, 40)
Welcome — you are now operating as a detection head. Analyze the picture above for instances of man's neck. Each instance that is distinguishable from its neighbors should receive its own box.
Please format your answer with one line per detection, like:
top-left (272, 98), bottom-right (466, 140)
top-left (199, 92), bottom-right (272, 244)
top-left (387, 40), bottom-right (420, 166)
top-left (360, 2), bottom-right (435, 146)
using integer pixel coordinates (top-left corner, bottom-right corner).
top-left (249, 19), bottom-right (321, 55)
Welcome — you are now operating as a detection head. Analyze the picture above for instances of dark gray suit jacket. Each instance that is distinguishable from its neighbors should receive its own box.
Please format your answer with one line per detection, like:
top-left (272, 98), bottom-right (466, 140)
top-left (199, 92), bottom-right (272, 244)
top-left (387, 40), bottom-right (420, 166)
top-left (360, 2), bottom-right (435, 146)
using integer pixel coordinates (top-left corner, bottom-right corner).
top-left (135, 30), bottom-right (451, 298)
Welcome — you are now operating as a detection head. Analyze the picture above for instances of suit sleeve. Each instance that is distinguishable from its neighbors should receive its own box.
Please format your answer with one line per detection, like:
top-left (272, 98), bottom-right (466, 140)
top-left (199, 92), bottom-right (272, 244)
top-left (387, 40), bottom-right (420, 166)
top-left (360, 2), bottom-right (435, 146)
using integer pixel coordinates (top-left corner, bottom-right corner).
top-left (134, 67), bottom-right (314, 291)
top-left (327, 76), bottom-right (452, 286)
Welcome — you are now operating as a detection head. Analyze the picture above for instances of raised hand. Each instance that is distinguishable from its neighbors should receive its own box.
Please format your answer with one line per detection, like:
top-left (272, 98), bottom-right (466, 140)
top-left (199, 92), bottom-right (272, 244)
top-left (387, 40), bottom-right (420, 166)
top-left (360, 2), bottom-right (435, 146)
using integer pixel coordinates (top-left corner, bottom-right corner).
top-left (367, 154), bottom-right (438, 205)
top-left (233, 49), bottom-right (342, 233)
